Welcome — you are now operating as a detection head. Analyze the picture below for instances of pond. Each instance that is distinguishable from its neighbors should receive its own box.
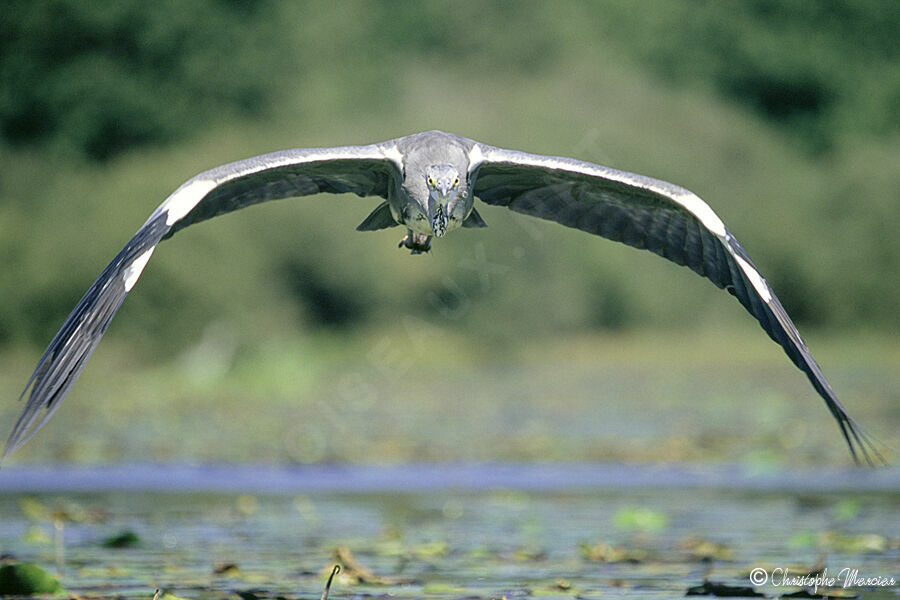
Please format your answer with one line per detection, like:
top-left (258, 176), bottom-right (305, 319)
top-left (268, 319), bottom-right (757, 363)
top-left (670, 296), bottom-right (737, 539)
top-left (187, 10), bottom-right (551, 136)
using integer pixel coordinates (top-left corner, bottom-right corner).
top-left (0, 464), bottom-right (897, 599)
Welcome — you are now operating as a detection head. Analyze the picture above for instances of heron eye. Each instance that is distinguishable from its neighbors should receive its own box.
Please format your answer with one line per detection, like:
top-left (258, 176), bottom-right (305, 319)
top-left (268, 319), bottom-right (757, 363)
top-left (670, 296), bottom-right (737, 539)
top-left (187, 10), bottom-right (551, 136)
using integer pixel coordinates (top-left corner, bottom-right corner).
top-left (427, 177), bottom-right (435, 187)
top-left (453, 177), bottom-right (459, 187)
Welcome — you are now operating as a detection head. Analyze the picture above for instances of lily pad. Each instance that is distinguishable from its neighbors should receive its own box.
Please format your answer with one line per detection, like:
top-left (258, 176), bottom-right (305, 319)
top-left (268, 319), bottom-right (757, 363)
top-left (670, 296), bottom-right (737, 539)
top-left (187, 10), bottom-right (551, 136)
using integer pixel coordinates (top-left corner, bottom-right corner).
top-left (103, 530), bottom-right (141, 548)
top-left (685, 579), bottom-right (763, 597)
top-left (614, 507), bottom-right (669, 532)
top-left (0, 563), bottom-right (65, 596)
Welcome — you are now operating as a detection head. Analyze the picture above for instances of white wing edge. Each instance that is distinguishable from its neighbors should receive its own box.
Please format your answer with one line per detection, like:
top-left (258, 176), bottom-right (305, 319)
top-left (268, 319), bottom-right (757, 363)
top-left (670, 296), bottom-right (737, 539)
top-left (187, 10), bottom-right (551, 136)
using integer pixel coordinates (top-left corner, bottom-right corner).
top-left (110, 140), bottom-right (407, 336)
top-left (469, 144), bottom-right (728, 238)
top-left (122, 247), bottom-right (156, 292)
top-left (151, 142), bottom-right (403, 228)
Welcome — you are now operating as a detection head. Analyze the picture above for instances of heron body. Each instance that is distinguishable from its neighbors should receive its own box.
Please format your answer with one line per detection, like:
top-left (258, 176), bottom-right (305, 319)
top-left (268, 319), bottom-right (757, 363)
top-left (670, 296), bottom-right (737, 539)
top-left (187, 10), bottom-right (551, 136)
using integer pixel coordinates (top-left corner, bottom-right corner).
top-left (3, 130), bottom-right (883, 464)
top-left (363, 131), bottom-right (479, 252)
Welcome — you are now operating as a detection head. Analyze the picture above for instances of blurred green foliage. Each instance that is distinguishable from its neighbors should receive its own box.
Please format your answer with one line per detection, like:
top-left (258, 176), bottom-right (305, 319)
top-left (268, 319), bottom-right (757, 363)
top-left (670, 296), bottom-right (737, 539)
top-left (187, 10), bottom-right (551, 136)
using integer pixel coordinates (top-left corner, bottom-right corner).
top-left (596, 0), bottom-right (900, 152)
top-left (0, 0), bottom-right (296, 160)
top-left (0, 0), bottom-right (897, 354)
top-left (4, 1), bottom-right (897, 160)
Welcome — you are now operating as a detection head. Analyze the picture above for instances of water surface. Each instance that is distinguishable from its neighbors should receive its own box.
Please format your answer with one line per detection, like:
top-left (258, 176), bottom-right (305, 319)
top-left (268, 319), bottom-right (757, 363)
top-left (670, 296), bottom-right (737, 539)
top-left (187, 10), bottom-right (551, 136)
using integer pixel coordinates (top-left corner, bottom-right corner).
top-left (0, 464), bottom-right (896, 599)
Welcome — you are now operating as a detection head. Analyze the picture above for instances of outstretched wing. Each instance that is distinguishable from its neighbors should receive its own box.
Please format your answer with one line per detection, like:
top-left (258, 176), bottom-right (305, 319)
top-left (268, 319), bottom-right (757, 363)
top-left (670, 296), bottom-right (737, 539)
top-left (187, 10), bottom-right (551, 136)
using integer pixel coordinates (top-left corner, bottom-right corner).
top-left (470, 145), bottom-right (883, 465)
top-left (4, 142), bottom-right (403, 458)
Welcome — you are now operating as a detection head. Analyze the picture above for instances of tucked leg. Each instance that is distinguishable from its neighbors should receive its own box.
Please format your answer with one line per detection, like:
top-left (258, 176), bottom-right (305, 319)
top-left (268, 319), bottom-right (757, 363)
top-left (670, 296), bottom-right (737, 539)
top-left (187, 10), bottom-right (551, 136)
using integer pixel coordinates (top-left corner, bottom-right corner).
top-left (398, 230), bottom-right (432, 254)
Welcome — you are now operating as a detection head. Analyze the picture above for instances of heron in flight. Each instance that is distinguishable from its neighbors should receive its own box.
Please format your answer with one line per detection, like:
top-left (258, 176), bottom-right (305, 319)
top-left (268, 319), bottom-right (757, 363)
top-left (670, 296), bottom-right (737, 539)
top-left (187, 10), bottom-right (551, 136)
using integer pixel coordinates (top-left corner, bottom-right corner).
top-left (4, 130), bottom-right (883, 463)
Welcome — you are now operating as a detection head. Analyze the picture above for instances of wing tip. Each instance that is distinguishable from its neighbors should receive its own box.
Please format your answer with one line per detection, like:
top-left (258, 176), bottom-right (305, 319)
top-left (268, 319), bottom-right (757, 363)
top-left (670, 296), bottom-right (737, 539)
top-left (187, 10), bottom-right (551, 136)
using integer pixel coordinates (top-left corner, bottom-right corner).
top-left (838, 414), bottom-right (891, 468)
top-left (3, 378), bottom-right (50, 460)
top-left (3, 224), bottom-right (160, 459)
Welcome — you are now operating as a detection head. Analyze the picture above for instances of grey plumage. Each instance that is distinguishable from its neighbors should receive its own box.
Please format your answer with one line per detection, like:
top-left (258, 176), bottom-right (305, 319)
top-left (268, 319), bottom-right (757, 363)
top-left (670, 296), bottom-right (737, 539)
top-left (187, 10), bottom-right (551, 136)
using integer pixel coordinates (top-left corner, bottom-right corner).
top-left (3, 130), bottom-right (883, 464)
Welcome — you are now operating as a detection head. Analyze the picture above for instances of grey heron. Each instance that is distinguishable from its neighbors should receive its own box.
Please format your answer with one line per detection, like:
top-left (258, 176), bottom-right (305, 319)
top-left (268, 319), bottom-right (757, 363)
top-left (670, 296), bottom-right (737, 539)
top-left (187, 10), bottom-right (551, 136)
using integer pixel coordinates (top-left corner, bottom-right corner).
top-left (4, 130), bottom-right (884, 464)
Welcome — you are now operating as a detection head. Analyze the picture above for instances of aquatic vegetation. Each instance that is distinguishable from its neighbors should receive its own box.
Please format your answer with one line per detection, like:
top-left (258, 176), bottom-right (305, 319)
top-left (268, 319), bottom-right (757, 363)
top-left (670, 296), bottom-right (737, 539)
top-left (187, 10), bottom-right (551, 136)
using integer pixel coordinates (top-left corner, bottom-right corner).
top-left (686, 579), bottom-right (764, 597)
top-left (613, 506), bottom-right (669, 532)
top-left (0, 480), bottom-right (895, 599)
top-left (102, 530), bottom-right (141, 548)
top-left (0, 563), bottom-right (65, 596)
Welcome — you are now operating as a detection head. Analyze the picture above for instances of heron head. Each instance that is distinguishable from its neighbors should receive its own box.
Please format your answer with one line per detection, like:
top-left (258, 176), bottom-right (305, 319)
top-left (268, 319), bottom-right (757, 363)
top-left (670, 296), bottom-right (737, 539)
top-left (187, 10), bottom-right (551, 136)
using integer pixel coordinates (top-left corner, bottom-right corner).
top-left (424, 164), bottom-right (461, 237)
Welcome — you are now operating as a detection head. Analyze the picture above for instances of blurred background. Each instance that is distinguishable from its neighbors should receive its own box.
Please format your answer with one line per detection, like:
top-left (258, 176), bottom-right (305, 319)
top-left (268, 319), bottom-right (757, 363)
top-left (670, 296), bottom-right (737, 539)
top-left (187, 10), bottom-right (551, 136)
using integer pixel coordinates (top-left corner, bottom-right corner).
top-left (1, 0), bottom-right (897, 466)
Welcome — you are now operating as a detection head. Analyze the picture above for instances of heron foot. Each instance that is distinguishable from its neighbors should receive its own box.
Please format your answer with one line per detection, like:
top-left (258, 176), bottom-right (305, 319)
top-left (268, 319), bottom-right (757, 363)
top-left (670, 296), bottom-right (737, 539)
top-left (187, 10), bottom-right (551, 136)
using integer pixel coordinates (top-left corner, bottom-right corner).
top-left (398, 232), bottom-right (432, 254)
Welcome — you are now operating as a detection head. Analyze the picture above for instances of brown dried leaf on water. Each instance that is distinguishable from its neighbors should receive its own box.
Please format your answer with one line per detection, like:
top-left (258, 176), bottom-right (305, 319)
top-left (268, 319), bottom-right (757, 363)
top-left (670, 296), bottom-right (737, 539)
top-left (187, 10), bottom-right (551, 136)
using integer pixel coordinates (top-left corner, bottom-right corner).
top-left (579, 541), bottom-right (649, 563)
top-left (18, 498), bottom-right (52, 522)
top-left (538, 578), bottom-right (582, 595)
top-left (553, 578), bottom-right (571, 590)
top-left (331, 547), bottom-right (408, 585)
top-left (18, 497), bottom-right (91, 524)
top-left (212, 562), bottom-right (240, 576)
top-left (678, 537), bottom-right (734, 561)
top-left (512, 545), bottom-right (546, 562)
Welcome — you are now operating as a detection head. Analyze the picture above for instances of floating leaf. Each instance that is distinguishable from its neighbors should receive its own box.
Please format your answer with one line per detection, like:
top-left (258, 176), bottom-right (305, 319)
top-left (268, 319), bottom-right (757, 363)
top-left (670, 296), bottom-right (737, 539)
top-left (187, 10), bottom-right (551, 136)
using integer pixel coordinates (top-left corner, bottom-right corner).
top-left (614, 507), bottom-right (668, 532)
top-left (580, 541), bottom-right (648, 563)
top-left (18, 498), bottom-right (51, 522)
top-left (103, 530), bottom-right (141, 548)
top-left (685, 579), bottom-right (763, 597)
top-left (679, 537), bottom-right (734, 561)
top-left (332, 547), bottom-right (406, 585)
top-left (818, 532), bottom-right (888, 553)
top-left (512, 546), bottom-right (546, 562)
top-left (780, 589), bottom-right (859, 599)
top-left (554, 578), bottom-right (571, 590)
top-left (213, 562), bottom-right (240, 576)
top-left (0, 563), bottom-right (65, 596)
top-left (18, 498), bottom-right (87, 523)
